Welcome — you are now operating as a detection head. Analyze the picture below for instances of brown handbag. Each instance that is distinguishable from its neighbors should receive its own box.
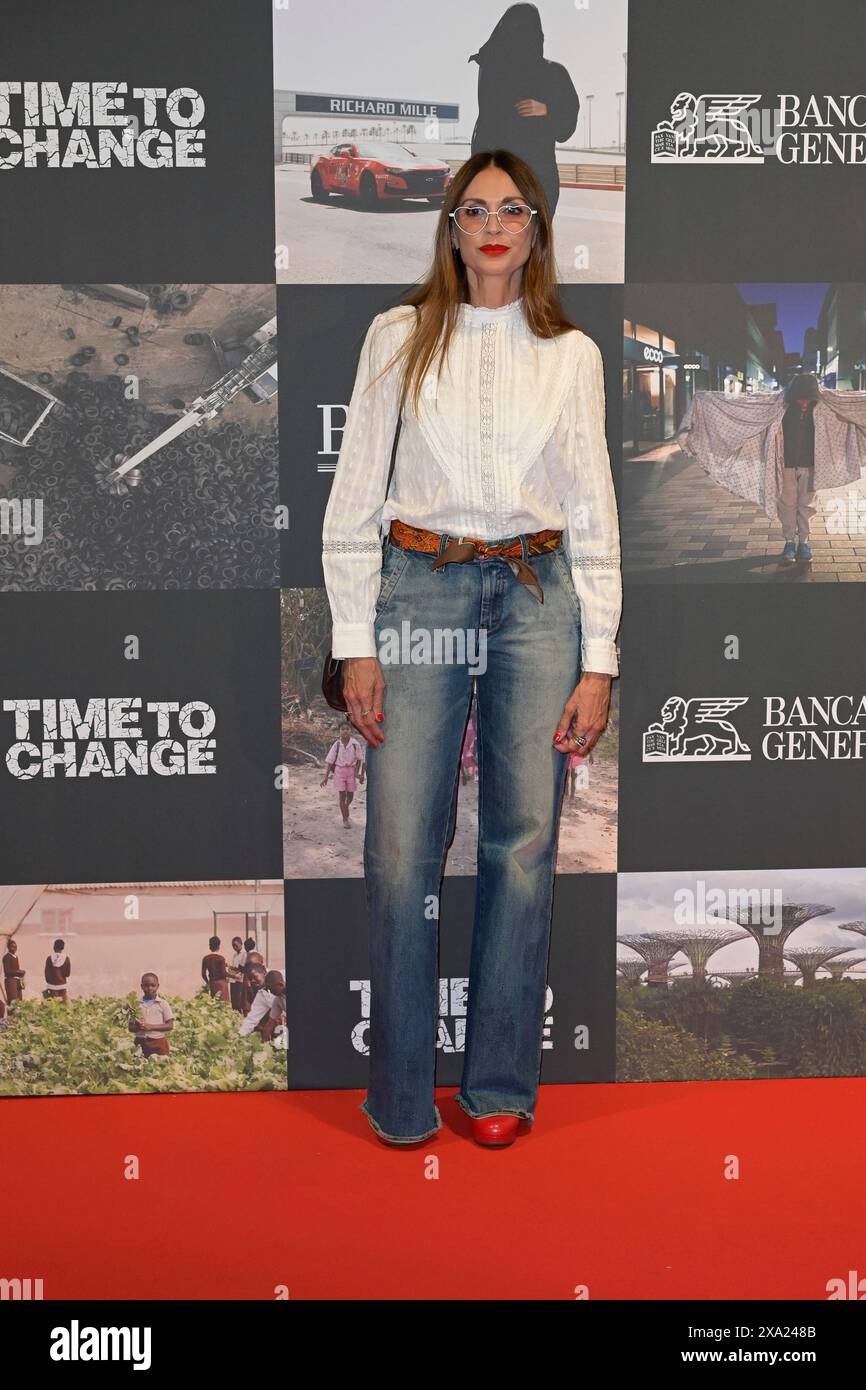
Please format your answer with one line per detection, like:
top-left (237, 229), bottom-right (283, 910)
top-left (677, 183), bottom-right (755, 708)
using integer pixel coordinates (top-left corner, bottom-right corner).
top-left (321, 409), bottom-right (403, 712)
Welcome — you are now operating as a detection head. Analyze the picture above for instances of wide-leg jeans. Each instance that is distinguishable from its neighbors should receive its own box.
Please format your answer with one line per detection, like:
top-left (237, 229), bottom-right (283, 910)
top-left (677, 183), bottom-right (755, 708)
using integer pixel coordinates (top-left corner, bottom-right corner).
top-left (361, 533), bottom-right (582, 1142)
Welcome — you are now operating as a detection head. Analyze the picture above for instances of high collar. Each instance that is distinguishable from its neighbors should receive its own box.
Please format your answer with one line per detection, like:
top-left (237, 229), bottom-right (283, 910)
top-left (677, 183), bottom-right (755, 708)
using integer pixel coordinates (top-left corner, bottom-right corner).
top-left (458, 295), bottom-right (524, 324)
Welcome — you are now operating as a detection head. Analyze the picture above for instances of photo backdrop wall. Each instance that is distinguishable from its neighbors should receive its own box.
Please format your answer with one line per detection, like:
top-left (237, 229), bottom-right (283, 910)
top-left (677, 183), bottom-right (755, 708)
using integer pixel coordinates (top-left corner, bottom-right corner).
top-left (2, 0), bottom-right (866, 1098)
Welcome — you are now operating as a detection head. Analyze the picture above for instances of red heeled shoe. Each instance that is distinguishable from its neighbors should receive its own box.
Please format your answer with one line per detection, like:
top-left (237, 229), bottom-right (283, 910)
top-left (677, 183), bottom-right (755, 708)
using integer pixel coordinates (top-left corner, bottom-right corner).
top-left (471, 1114), bottom-right (520, 1147)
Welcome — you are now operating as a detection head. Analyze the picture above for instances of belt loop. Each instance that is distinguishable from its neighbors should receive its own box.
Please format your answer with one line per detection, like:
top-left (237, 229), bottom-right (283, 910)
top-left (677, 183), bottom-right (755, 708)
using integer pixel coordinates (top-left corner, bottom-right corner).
top-left (437, 531), bottom-right (450, 559)
top-left (519, 532), bottom-right (529, 561)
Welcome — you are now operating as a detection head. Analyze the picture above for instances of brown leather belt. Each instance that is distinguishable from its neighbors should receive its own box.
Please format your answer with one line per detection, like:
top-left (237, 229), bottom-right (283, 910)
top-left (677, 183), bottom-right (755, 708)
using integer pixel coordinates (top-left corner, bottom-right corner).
top-left (389, 518), bottom-right (563, 603)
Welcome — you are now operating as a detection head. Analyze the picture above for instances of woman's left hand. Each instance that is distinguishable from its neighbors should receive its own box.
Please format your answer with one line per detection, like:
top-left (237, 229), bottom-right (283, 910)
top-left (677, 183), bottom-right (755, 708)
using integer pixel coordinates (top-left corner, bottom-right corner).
top-left (553, 672), bottom-right (612, 755)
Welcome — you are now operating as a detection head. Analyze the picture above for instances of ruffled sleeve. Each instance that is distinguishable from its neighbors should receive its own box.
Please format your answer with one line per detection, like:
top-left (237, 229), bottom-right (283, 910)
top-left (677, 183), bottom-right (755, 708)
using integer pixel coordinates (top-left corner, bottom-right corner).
top-left (321, 311), bottom-right (403, 658)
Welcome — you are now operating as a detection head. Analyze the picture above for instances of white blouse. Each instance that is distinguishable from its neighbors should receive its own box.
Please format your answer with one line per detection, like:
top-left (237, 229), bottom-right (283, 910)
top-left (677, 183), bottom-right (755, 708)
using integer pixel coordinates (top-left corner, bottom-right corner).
top-left (321, 294), bottom-right (622, 675)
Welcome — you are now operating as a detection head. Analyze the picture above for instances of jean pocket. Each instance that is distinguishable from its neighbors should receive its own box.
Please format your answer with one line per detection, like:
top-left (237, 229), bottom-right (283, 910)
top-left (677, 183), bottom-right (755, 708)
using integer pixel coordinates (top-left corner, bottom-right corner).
top-left (374, 545), bottom-right (410, 615)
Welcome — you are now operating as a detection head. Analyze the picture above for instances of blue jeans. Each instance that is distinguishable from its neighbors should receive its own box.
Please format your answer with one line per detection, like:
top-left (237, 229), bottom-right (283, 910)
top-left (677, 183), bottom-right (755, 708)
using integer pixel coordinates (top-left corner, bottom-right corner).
top-left (361, 532), bottom-right (582, 1142)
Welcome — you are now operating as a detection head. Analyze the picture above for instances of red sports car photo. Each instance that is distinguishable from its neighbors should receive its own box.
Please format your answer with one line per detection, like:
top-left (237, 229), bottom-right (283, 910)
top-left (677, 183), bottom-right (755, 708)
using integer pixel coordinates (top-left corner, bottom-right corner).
top-left (310, 139), bottom-right (452, 209)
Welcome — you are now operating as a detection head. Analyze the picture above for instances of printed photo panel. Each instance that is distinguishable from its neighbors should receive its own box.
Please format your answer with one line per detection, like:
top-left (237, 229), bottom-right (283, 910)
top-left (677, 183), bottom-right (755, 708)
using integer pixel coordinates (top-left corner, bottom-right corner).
top-left (621, 282), bottom-right (866, 584)
top-left (617, 867), bottom-right (866, 1082)
top-left (625, 0), bottom-right (866, 282)
top-left (0, 284), bottom-right (279, 590)
top-left (0, 0), bottom-right (276, 282)
top-left (0, 590), bottom-right (283, 883)
top-left (273, 0), bottom-right (628, 284)
top-left (0, 879), bottom-right (286, 1096)
top-left (285, 873), bottom-right (616, 1090)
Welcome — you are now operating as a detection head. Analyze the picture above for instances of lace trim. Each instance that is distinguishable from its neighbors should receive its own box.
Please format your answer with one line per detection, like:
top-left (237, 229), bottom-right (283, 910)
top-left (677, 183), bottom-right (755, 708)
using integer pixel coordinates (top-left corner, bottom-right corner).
top-left (572, 555), bottom-right (620, 569)
top-left (479, 322), bottom-right (497, 521)
top-left (322, 539), bottom-right (383, 554)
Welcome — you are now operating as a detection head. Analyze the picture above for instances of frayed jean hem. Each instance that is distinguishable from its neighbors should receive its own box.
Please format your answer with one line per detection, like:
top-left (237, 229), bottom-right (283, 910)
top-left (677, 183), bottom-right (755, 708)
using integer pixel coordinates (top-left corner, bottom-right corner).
top-left (360, 1098), bottom-right (442, 1144)
top-left (452, 1092), bottom-right (534, 1124)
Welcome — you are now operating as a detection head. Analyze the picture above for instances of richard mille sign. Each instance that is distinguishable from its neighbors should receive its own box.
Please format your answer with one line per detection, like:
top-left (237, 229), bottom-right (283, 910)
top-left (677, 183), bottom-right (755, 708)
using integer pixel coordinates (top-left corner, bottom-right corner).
top-left (294, 92), bottom-right (459, 122)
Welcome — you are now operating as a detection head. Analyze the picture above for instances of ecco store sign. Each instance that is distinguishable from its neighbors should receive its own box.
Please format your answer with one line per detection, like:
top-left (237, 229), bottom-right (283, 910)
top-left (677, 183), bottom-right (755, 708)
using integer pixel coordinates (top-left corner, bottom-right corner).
top-left (651, 93), bottom-right (866, 164)
top-left (643, 695), bottom-right (866, 762)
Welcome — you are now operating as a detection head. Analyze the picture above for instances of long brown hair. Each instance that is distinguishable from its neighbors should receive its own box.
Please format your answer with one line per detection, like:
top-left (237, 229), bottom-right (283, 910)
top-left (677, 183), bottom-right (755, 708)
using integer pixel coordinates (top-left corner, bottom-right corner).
top-left (366, 148), bottom-right (579, 416)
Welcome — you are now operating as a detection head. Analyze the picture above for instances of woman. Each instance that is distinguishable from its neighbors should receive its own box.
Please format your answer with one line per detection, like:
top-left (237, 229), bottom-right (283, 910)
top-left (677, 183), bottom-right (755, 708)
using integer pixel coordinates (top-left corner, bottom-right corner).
top-left (469, 4), bottom-right (579, 221)
top-left (322, 148), bottom-right (621, 1148)
top-left (675, 371), bottom-right (866, 567)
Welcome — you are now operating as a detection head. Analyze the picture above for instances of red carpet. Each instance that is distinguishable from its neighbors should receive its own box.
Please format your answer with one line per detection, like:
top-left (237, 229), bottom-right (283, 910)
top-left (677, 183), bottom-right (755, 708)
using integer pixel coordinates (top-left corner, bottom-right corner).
top-left (6, 1078), bottom-right (866, 1300)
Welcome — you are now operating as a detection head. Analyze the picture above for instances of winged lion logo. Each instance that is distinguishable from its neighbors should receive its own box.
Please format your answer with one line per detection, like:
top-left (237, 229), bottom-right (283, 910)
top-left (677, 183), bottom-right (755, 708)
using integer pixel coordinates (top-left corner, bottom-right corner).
top-left (651, 93), bottom-right (765, 161)
top-left (643, 696), bottom-right (752, 761)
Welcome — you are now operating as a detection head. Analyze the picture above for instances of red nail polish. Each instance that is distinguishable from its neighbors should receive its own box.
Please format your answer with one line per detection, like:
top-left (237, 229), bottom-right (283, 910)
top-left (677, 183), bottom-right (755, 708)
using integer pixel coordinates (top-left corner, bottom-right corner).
top-left (376, 713), bottom-right (384, 723)
top-left (553, 732), bottom-right (562, 742)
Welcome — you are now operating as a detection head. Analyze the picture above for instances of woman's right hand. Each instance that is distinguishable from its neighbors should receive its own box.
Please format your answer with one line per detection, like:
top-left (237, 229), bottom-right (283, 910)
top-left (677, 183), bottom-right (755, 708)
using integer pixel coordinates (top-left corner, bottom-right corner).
top-left (343, 656), bottom-right (386, 747)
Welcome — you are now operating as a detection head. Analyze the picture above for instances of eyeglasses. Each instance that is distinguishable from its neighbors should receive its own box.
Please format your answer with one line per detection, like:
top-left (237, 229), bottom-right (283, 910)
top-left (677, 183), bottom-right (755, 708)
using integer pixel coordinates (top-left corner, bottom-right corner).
top-left (449, 201), bottom-right (537, 235)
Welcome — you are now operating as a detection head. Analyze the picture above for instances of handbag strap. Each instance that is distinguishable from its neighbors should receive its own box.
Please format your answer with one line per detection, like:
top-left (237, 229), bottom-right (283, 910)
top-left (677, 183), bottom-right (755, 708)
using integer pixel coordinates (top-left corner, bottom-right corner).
top-left (385, 412), bottom-right (401, 500)
top-left (376, 413), bottom-right (401, 545)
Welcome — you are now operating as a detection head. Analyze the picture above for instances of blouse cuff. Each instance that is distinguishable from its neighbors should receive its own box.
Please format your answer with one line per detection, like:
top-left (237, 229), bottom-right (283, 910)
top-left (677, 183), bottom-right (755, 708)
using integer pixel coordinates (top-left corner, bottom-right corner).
top-left (331, 622), bottom-right (377, 659)
top-left (582, 636), bottom-right (619, 677)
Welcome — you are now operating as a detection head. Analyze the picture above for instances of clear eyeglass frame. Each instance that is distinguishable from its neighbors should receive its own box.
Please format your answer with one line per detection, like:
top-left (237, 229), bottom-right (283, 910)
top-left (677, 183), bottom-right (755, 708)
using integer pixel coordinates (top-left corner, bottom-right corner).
top-left (449, 203), bottom-right (538, 235)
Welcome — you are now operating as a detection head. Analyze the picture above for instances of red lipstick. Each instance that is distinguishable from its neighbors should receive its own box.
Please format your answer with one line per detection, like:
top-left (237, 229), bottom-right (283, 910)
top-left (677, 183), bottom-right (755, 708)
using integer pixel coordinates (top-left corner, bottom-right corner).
top-left (480, 244), bottom-right (508, 257)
